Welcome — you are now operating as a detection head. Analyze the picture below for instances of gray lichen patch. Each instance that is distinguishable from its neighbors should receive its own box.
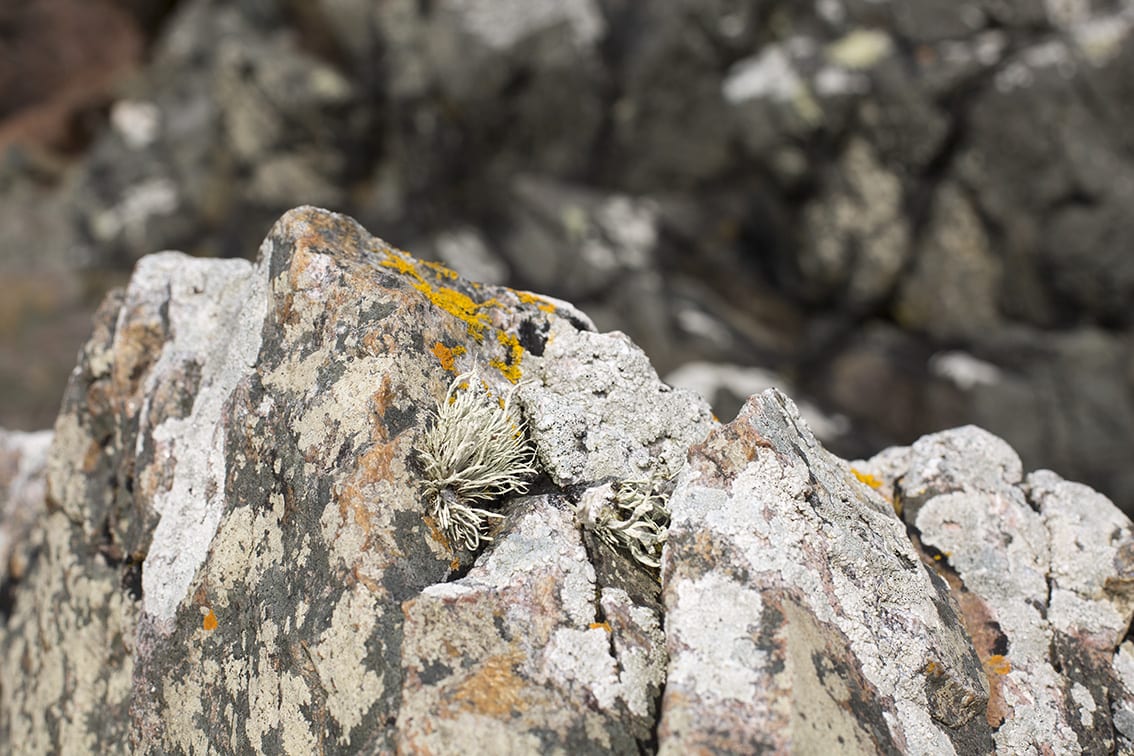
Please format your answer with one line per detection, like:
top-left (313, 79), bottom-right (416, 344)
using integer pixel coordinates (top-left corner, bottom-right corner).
top-left (0, 512), bottom-right (136, 754)
top-left (519, 320), bottom-right (714, 486)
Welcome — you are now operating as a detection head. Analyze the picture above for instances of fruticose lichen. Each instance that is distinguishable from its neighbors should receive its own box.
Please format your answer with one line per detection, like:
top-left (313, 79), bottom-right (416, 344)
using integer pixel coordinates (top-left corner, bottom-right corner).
top-left (415, 372), bottom-right (538, 550)
top-left (575, 478), bottom-right (671, 569)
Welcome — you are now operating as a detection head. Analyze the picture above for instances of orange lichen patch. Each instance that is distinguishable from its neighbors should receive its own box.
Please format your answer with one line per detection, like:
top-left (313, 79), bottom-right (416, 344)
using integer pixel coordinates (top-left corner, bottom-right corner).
top-left (851, 468), bottom-right (884, 489)
top-left (589, 621), bottom-right (612, 633)
top-left (923, 660), bottom-right (941, 677)
top-left (431, 342), bottom-right (466, 372)
top-left (380, 250), bottom-right (499, 340)
top-left (514, 289), bottom-right (556, 314)
top-left (423, 514), bottom-right (452, 549)
top-left (449, 557), bottom-right (461, 572)
top-left (453, 651), bottom-right (529, 718)
top-left (985, 654), bottom-right (1011, 676)
top-left (489, 331), bottom-right (524, 384)
top-left (202, 608), bottom-right (218, 632)
top-left (851, 467), bottom-right (901, 514)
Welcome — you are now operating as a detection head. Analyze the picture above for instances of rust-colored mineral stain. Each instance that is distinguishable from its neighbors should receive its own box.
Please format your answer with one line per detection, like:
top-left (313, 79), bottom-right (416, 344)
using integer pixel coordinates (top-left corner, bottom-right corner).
top-left (203, 608), bottom-right (218, 632)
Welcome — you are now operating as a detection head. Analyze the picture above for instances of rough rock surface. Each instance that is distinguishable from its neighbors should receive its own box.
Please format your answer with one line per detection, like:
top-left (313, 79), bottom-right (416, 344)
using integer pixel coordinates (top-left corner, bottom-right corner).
top-left (857, 427), bottom-right (1134, 754)
top-left (2, 206), bottom-right (1133, 753)
top-left (3, 0), bottom-right (1134, 517)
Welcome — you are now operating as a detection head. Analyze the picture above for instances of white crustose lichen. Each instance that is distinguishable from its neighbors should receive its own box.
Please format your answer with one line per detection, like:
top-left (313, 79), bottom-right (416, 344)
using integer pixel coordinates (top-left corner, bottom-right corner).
top-left (415, 371), bottom-right (537, 551)
top-left (575, 478), bottom-right (671, 570)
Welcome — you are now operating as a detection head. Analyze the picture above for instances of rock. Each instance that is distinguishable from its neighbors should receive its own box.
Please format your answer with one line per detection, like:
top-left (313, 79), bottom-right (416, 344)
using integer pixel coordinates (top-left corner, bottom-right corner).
top-left (816, 323), bottom-right (1134, 517)
top-left (856, 426), bottom-right (1134, 754)
top-left (661, 389), bottom-right (990, 753)
top-left (0, 429), bottom-right (52, 588)
top-left (0, 206), bottom-right (704, 752)
top-left (398, 496), bottom-right (666, 752)
top-left (3, 205), bottom-right (1134, 752)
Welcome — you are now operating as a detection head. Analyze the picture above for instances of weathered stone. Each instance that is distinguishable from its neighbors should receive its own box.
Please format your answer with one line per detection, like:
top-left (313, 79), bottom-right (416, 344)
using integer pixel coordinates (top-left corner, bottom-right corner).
top-left (1, 206), bottom-right (691, 752)
top-left (398, 496), bottom-right (665, 753)
top-left (6, 201), bottom-right (1134, 751)
top-left (660, 389), bottom-right (991, 754)
top-left (858, 426), bottom-right (1134, 754)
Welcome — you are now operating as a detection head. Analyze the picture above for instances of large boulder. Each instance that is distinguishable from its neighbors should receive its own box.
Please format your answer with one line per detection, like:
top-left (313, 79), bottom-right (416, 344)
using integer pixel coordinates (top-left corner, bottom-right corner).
top-left (2, 206), bottom-right (1132, 753)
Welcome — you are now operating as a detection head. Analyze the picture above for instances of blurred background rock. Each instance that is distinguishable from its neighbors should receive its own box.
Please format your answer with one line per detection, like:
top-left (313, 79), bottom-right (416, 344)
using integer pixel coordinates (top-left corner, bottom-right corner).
top-left (1, 0), bottom-right (1132, 512)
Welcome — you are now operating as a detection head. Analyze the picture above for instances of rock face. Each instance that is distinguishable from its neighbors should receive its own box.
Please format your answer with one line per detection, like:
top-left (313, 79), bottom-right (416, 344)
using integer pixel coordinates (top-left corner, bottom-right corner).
top-left (3, 0), bottom-right (1134, 517)
top-left (2, 206), bottom-right (1133, 753)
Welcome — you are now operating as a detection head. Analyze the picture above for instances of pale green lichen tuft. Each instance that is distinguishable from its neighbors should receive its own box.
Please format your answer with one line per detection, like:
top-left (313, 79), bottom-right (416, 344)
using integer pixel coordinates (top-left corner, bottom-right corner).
top-left (416, 371), bottom-right (537, 551)
top-left (576, 478), bottom-right (671, 570)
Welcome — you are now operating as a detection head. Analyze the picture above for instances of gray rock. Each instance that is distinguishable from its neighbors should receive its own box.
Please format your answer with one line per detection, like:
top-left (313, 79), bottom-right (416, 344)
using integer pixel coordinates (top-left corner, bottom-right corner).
top-left (0, 206), bottom-right (691, 752)
top-left (661, 389), bottom-right (990, 753)
top-left (858, 426), bottom-right (1134, 754)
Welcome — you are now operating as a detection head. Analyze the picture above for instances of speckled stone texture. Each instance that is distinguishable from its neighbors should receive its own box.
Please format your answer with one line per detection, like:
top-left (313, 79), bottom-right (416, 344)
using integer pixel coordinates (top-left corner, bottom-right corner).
top-left (3, 205), bottom-right (1134, 753)
top-left (0, 205), bottom-right (707, 753)
top-left (660, 390), bottom-right (991, 754)
top-left (857, 427), bottom-right (1134, 754)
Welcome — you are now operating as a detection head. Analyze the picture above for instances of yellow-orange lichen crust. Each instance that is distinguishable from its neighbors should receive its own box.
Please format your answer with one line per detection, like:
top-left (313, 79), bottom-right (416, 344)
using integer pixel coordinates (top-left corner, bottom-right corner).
top-left (380, 249), bottom-right (541, 384)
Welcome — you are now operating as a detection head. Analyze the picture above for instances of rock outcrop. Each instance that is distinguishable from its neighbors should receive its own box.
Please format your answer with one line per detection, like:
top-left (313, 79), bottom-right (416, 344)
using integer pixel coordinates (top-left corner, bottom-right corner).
top-left (2, 206), bottom-right (1132, 753)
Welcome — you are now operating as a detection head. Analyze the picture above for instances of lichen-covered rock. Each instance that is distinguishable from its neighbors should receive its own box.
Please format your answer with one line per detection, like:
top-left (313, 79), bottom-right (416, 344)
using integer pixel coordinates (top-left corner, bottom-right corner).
top-left (660, 389), bottom-right (991, 754)
top-left (4, 205), bottom-right (1134, 753)
top-left (857, 426), bottom-right (1134, 754)
top-left (398, 496), bottom-right (665, 753)
top-left (0, 205), bottom-right (705, 753)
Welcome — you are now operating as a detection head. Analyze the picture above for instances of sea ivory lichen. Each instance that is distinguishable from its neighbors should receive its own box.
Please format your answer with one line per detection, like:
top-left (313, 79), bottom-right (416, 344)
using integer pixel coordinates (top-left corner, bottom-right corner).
top-left (415, 372), bottom-right (537, 550)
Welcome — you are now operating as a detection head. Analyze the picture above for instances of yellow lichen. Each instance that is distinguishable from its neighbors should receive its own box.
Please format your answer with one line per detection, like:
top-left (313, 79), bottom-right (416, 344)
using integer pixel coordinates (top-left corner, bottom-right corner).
top-left (380, 250), bottom-right (499, 340)
top-left (851, 467), bottom-right (901, 514)
top-left (489, 331), bottom-right (524, 384)
top-left (381, 250), bottom-right (523, 382)
top-left (422, 259), bottom-right (460, 280)
top-left (514, 289), bottom-right (556, 313)
top-left (431, 342), bottom-right (466, 372)
top-left (589, 621), bottom-right (612, 633)
top-left (851, 468), bottom-right (883, 489)
top-left (985, 655), bottom-right (1011, 676)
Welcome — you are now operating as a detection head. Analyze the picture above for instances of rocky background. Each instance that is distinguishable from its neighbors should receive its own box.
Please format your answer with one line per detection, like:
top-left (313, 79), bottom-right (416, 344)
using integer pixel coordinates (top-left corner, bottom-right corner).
top-left (2, 0), bottom-right (1133, 513)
